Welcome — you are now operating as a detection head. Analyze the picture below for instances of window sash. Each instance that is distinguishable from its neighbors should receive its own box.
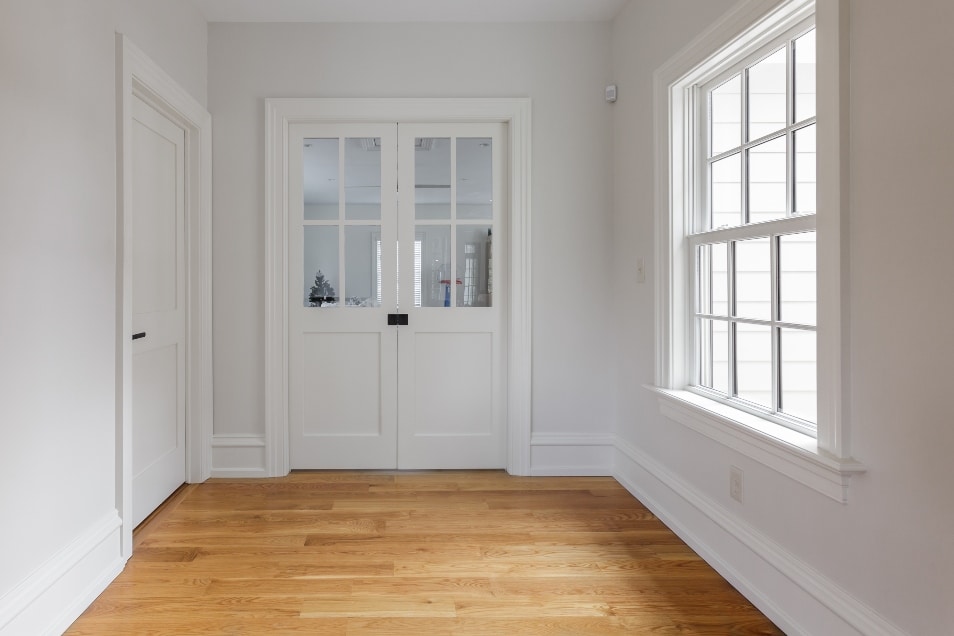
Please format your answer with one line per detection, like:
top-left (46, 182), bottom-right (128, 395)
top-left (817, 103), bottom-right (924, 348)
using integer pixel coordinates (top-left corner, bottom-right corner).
top-left (689, 19), bottom-right (818, 437)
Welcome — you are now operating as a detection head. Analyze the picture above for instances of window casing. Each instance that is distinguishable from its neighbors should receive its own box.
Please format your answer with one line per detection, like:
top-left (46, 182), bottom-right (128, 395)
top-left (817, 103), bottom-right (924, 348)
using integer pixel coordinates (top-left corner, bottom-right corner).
top-left (688, 20), bottom-right (818, 438)
top-left (651, 0), bottom-right (863, 502)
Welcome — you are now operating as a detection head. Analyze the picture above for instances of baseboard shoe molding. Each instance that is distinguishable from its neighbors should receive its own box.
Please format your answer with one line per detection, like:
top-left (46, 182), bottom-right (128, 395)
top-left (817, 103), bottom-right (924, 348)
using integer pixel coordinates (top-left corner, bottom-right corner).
top-left (0, 511), bottom-right (124, 636)
top-left (529, 432), bottom-right (614, 476)
top-left (211, 434), bottom-right (268, 478)
top-left (613, 439), bottom-right (906, 636)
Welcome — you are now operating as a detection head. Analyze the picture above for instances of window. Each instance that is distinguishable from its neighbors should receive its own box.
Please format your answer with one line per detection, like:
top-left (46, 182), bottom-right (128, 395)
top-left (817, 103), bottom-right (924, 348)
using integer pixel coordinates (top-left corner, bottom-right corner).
top-left (652, 0), bottom-right (863, 502)
top-left (691, 24), bottom-right (817, 437)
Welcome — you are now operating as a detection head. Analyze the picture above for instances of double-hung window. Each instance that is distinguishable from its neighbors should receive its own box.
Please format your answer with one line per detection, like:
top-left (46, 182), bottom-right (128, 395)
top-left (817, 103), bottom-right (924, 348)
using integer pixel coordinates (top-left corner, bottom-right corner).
top-left (692, 23), bottom-right (817, 436)
top-left (653, 0), bottom-right (863, 502)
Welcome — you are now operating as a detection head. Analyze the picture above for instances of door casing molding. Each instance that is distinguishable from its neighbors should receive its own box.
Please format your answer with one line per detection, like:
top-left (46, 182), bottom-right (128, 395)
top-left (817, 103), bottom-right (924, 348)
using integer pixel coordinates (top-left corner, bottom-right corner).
top-left (117, 35), bottom-right (213, 558)
top-left (264, 98), bottom-right (532, 476)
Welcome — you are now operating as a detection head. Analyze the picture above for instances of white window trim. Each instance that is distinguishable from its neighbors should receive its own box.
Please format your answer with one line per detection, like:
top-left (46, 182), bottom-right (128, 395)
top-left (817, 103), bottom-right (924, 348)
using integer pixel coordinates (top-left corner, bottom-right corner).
top-left (651, 0), bottom-right (863, 502)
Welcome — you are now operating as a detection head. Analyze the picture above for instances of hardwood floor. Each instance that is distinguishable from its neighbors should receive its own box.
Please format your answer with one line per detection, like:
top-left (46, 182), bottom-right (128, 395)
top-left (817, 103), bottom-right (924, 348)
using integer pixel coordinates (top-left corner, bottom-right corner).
top-left (67, 472), bottom-right (783, 635)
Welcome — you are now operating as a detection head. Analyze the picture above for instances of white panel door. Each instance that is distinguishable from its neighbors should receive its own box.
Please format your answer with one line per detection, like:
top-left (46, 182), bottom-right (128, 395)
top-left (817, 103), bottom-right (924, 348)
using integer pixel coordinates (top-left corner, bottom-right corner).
top-left (288, 122), bottom-right (506, 469)
top-left (397, 124), bottom-right (507, 468)
top-left (289, 124), bottom-right (399, 468)
top-left (131, 95), bottom-right (186, 526)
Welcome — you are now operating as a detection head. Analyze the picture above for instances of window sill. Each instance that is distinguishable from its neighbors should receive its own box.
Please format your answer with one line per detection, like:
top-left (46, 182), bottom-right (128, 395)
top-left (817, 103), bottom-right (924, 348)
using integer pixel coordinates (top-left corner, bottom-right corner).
top-left (646, 386), bottom-right (865, 503)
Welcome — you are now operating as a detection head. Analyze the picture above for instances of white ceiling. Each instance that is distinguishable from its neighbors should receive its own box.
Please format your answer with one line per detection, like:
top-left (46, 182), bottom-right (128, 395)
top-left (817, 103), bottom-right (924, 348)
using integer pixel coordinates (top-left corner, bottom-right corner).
top-left (193, 0), bottom-right (629, 23)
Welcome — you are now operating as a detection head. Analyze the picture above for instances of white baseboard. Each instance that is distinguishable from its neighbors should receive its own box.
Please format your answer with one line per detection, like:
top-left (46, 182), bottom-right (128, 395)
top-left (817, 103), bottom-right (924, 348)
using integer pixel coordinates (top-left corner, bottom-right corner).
top-left (529, 433), bottom-right (614, 476)
top-left (0, 512), bottom-right (124, 636)
top-left (211, 434), bottom-right (268, 478)
top-left (613, 439), bottom-right (906, 636)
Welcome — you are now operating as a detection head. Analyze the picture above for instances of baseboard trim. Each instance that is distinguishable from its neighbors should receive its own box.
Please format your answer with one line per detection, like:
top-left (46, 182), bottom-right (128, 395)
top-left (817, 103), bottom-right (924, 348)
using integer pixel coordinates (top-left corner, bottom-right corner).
top-left (613, 439), bottom-right (905, 636)
top-left (0, 511), bottom-right (124, 636)
top-left (211, 434), bottom-right (268, 478)
top-left (529, 433), bottom-right (614, 476)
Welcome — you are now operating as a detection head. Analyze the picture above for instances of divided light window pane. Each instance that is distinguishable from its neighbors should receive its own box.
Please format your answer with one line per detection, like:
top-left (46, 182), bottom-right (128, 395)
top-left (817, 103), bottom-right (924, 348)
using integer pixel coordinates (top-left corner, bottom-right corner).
top-left (747, 47), bottom-right (787, 140)
top-left (735, 322), bottom-right (772, 409)
top-left (747, 135), bottom-right (787, 223)
top-left (711, 153), bottom-right (742, 229)
top-left (780, 328), bottom-right (817, 422)
top-left (734, 237), bottom-right (771, 321)
top-left (710, 74), bottom-right (742, 156)
top-left (794, 124), bottom-right (817, 215)
top-left (794, 29), bottom-right (817, 122)
top-left (779, 231), bottom-right (816, 325)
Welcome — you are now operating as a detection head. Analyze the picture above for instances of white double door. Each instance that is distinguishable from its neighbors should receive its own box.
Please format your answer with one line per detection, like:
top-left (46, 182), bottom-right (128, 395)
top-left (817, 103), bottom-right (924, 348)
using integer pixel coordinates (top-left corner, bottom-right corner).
top-left (288, 122), bottom-right (507, 469)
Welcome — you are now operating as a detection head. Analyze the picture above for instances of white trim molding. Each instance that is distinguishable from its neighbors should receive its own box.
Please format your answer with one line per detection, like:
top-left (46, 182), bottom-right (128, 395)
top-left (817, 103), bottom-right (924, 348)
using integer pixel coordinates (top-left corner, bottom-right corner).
top-left (264, 97), bottom-right (532, 477)
top-left (117, 34), bottom-right (214, 558)
top-left (211, 434), bottom-right (269, 478)
top-left (530, 432), bottom-right (615, 476)
top-left (614, 441), bottom-right (906, 636)
top-left (0, 513), bottom-right (123, 636)
top-left (651, 0), bottom-right (862, 499)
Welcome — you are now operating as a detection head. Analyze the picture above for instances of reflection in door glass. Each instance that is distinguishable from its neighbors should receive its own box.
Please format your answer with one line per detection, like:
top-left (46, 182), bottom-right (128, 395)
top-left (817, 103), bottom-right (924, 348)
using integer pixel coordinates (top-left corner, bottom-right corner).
top-left (303, 139), bottom-right (339, 221)
top-left (345, 225), bottom-right (380, 307)
top-left (345, 138), bottom-right (382, 221)
top-left (417, 226), bottom-right (451, 307)
top-left (457, 138), bottom-right (493, 220)
top-left (304, 225), bottom-right (338, 307)
top-left (415, 138), bottom-right (451, 220)
top-left (457, 225), bottom-right (492, 307)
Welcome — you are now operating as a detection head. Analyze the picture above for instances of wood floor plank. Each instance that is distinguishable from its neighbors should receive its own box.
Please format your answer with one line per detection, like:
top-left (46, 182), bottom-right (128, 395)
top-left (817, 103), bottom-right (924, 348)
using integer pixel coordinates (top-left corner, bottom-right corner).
top-left (66, 471), bottom-right (783, 635)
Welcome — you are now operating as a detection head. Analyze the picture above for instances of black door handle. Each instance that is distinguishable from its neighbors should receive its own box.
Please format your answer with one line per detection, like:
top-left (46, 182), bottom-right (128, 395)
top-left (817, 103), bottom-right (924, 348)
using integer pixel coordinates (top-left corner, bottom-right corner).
top-left (387, 314), bottom-right (408, 326)
top-left (132, 332), bottom-right (147, 340)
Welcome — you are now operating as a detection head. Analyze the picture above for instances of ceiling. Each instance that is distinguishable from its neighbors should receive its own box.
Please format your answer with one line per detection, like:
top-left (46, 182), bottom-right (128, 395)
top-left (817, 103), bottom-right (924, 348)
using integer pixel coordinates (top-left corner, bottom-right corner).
top-left (193, 0), bottom-right (629, 23)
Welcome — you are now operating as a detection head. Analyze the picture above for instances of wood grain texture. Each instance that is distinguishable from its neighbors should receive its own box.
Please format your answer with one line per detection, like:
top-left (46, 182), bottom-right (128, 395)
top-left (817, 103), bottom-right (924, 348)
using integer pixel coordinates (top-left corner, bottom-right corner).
top-left (67, 471), bottom-right (783, 635)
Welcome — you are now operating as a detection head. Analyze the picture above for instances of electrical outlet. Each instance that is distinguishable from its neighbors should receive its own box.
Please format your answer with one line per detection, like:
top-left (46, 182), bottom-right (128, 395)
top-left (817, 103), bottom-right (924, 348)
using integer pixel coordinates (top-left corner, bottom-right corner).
top-left (729, 466), bottom-right (744, 503)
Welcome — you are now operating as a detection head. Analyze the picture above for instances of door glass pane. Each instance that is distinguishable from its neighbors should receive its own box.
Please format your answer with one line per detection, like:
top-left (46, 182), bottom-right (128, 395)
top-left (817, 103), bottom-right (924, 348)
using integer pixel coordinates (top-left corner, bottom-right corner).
top-left (698, 318), bottom-right (729, 394)
top-left (303, 138), bottom-right (339, 221)
top-left (735, 323), bottom-right (772, 408)
top-left (747, 135), bottom-right (787, 223)
top-left (710, 152), bottom-right (742, 229)
top-left (734, 237), bottom-right (771, 321)
top-left (781, 328), bottom-right (816, 422)
top-left (794, 124), bottom-right (816, 215)
top-left (794, 29), bottom-right (816, 122)
top-left (457, 138), bottom-right (493, 220)
top-left (415, 138), bottom-right (451, 220)
top-left (344, 225), bottom-right (380, 307)
top-left (779, 231), bottom-right (816, 325)
top-left (418, 225), bottom-right (452, 307)
top-left (345, 138), bottom-right (381, 220)
top-left (747, 47), bottom-right (787, 140)
top-left (304, 225), bottom-right (338, 307)
top-left (710, 74), bottom-right (742, 156)
top-left (457, 225), bottom-right (492, 307)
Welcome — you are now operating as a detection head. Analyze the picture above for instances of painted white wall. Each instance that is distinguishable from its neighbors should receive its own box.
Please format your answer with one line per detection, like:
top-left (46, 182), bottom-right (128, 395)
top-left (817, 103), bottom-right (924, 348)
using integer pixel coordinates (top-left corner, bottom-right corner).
top-left (208, 22), bottom-right (617, 440)
top-left (612, 0), bottom-right (954, 633)
top-left (0, 0), bottom-right (206, 624)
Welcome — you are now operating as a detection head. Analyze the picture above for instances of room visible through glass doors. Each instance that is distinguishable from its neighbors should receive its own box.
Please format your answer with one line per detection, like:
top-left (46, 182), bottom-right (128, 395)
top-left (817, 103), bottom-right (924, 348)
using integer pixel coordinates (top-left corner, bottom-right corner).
top-left (288, 122), bottom-right (507, 469)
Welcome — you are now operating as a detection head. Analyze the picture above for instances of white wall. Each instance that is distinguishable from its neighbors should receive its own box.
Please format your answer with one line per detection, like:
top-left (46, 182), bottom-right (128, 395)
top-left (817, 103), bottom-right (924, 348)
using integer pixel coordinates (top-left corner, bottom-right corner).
top-left (611, 0), bottom-right (954, 633)
top-left (208, 23), bottom-right (617, 454)
top-left (0, 0), bottom-right (206, 631)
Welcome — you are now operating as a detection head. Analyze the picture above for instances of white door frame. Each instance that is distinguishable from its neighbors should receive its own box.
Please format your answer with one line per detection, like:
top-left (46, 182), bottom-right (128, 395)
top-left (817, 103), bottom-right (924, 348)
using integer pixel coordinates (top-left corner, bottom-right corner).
top-left (264, 98), bottom-right (532, 476)
top-left (117, 35), bottom-right (213, 559)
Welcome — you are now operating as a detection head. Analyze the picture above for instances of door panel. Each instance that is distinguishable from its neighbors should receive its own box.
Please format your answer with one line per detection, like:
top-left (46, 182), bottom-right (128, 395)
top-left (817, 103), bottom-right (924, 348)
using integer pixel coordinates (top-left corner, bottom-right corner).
top-left (397, 124), bottom-right (507, 469)
top-left (289, 125), bottom-right (398, 468)
top-left (131, 95), bottom-right (186, 527)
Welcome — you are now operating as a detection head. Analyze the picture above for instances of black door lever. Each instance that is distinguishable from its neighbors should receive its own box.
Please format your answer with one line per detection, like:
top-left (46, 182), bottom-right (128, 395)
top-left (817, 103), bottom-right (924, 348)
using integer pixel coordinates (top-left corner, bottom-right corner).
top-left (132, 332), bottom-right (146, 340)
top-left (387, 314), bottom-right (409, 326)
